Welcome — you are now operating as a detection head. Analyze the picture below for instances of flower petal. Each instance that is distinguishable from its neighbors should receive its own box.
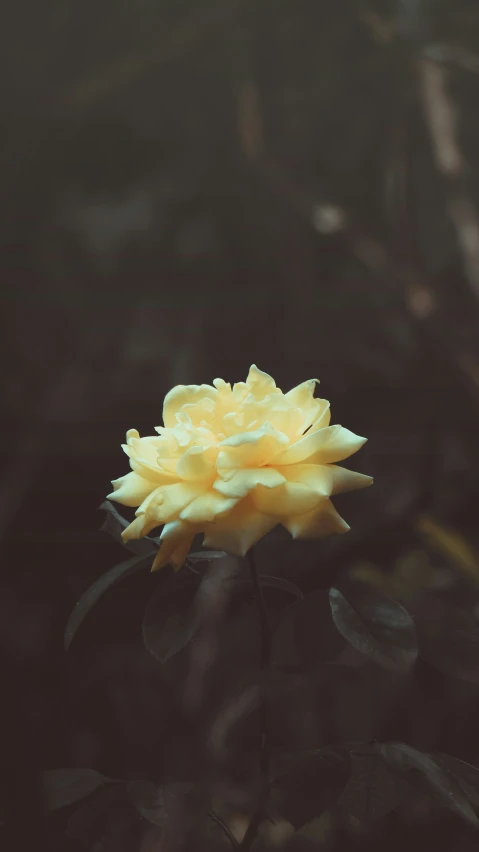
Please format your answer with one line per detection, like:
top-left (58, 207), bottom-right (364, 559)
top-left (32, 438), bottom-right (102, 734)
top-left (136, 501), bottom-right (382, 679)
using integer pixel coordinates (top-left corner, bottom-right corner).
top-left (252, 481), bottom-right (323, 517)
top-left (152, 521), bottom-right (195, 572)
top-left (328, 465), bottom-right (373, 494)
top-left (274, 425), bottom-right (366, 466)
top-left (245, 365), bottom-right (279, 398)
top-left (277, 463), bottom-right (333, 495)
top-left (179, 491), bottom-right (238, 523)
top-left (203, 498), bottom-right (278, 557)
top-left (282, 499), bottom-right (350, 539)
top-left (137, 481), bottom-right (206, 525)
top-left (162, 384), bottom-right (217, 428)
top-left (176, 445), bottom-right (218, 481)
top-left (218, 423), bottom-right (289, 469)
top-left (123, 430), bottom-right (179, 483)
top-left (213, 467), bottom-right (286, 498)
top-left (285, 378), bottom-right (319, 407)
top-left (121, 513), bottom-right (160, 541)
top-left (107, 471), bottom-right (158, 507)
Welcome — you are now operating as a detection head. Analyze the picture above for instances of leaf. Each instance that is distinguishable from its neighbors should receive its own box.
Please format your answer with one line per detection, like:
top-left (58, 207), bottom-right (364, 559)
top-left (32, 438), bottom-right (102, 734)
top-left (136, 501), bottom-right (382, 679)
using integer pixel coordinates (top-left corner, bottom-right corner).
top-left (65, 552), bottom-right (154, 651)
top-left (126, 781), bottom-right (167, 828)
top-left (329, 587), bottom-right (418, 673)
top-left (379, 742), bottom-right (479, 826)
top-left (432, 753), bottom-right (479, 810)
top-left (42, 769), bottom-right (108, 810)
top-left (339, 750), bottom-right (411, 821)
top-left (142, 567), bottom-right (200, 663)
top-left (143, 607), bottom-right (198, 664)
top-left (272, 750), bottom-right (350, 829)
top-left (259, 576), bottom-right (303, 600)
top-left (187, 550), bottom-right (228, 563)
top-left (142, 556), bottom-right (239, 664)
top-left (99, 501), bottom-right (159, 556)
top-left (415, 596), bottom-right (479, 683)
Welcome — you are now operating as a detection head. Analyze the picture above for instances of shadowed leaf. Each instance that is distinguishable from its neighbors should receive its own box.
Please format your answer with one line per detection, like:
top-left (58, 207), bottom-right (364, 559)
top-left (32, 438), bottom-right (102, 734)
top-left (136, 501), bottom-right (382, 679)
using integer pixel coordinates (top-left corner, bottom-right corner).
top-left (329, 587), bottom-right (417, 672)
top-left (142, 556), bottom-right (240, 664)
top-left (339, 750), bottom-right (411, 821)
top-left (65, 552), bottom-right (154, 650)
top-left (187, 550), bottom-right (228, 563)
top-left (433, 753), bottom-right (479, 810)
top-left (259, 575), bottom-right (303, 600)
top-left (127, 781), bottom-right (167, 828)
top-left (379, 742), bottom-right (479, 826)
top-left (43, 769), bottom-right (109, 810)
top-left (272, 749), bottom-right (350, 829)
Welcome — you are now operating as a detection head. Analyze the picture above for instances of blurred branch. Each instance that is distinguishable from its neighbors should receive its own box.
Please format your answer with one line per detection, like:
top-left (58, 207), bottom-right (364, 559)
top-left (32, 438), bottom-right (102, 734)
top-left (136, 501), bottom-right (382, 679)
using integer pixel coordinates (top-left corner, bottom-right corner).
top-left (66, 0), bottom-right (245, 109)
top-left (418, 58), bottom-right (479, 301)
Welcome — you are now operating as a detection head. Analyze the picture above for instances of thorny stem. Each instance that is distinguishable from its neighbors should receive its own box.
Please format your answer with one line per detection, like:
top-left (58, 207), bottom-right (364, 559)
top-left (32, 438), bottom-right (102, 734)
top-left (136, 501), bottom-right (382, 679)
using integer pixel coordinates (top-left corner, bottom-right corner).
top-left (240, 547), bottom-right (272, 850)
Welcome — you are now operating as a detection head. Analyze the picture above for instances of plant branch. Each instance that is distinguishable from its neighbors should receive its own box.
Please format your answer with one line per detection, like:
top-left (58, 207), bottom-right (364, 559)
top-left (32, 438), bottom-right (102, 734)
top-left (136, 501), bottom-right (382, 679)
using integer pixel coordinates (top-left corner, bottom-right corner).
top-left (240, 547), bottom-right (271, 850)
top-left (208, 810), bottom-right (240, 850)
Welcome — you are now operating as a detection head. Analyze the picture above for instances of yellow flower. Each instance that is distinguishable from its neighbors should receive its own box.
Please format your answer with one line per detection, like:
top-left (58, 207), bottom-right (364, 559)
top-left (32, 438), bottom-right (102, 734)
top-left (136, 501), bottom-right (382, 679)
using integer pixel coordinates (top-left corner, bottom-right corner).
top-left (108, 366), bottom-right (372, 571)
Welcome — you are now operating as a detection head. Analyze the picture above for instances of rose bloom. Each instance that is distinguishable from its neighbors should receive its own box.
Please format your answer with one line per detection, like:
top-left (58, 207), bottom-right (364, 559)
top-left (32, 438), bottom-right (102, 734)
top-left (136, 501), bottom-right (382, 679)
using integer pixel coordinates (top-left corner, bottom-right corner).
top-left (108, 366), bottom-right (372, 571)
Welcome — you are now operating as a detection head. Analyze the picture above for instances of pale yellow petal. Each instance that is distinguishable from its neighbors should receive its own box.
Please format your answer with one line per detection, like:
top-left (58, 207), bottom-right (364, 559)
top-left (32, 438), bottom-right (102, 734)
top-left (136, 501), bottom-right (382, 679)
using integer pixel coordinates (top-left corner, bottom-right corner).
top-left (277, 463), bottom-right (333, 495)
top-left (328, 465), bottom-right (373, 494)
top-left (274, 425), bottom-right (366, 466)
top-left (284, 378), bottom-right (318, 404)
top-left (122, 430), bottom-right (179, 483)
top-left (203, 498), bottom-right (278, 557)
top-left (176, 445), bottom-right (218, 481)
top-left (121, 513), bottom-right (160, 541)
top-left (179, 491), bottom-right (238, 523)
top-left (282, 499), bottom-right (350, 539)
top-left (137, 481), bottom-right (206, 525)
top-left (310, 401), bottom-right (331, 431)
top-left (245, 365), bottom-right (279, 398)
top-left (252, 481), bottom-right (323, 517)
top-left (213, 467), bottom-right (286, 498)
top-left (218, 424), bottom-right (289, 469)
top-left (152, 521), bottom-right (195, 572)
top-left (162, 384), bottom-right (217, 428)
top-left (107, 472), bottom-right (158, 507)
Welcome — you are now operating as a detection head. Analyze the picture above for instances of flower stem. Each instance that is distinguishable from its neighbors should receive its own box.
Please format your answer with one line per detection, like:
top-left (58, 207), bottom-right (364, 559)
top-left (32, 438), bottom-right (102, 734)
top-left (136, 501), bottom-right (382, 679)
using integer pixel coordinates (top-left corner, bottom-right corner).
top-left (241, 547), bottom-right (271, 851)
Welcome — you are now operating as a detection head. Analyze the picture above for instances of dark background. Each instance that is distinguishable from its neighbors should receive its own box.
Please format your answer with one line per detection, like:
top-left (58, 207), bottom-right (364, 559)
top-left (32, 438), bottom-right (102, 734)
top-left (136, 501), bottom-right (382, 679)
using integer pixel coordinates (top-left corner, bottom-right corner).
top-left (2, 0), bottom-right (479, 849)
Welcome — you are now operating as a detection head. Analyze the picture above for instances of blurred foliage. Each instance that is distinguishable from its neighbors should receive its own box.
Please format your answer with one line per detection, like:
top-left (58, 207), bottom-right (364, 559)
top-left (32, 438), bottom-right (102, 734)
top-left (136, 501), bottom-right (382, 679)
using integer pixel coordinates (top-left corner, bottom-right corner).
top-left (2, 0), bottom-right (479, 849)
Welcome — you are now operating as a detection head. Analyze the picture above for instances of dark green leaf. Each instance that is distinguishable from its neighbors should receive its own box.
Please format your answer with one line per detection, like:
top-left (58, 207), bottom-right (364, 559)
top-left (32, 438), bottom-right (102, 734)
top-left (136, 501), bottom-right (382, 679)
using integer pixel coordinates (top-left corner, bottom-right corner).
top-left (339, 750), bottom-right (411, 821)
top-left (415, 597), bottom-right (479, 684)
top-left (99, 501), bottom-right (159, 556)
top-left (272, 750), bottom-right (350, 829)
top-left (143, 606), bottom-right (197, 664)
top-left (329, 587), bottom-right (417, 673)
top-left (379, 742), bottom-right (479, 826)
top-left (142, 567), bottom-right (200, 663)
top-left (432, 753), bottom-right (479, 809)
top-left (43, 769), bottom-right (108, 810)
top-left (65, 552), bottom-right (154, 650)
top-left (126, 781), bottom-right (167, 828)
top-left (187, 550), bottom-right (228, 563)
top-left (259, 575), bottom-right (303, 600)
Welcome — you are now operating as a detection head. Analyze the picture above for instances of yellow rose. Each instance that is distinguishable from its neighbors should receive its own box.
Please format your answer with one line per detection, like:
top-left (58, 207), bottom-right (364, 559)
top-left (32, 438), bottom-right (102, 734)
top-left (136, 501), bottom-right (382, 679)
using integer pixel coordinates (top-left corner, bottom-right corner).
top-left (108, 365), bottom-right (372, 571)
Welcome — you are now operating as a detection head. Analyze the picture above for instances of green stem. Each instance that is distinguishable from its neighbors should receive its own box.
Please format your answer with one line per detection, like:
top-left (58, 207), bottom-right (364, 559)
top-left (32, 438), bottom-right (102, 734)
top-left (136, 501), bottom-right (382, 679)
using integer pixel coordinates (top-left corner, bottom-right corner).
top-left (240, 547), bottom-right (271, 851)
